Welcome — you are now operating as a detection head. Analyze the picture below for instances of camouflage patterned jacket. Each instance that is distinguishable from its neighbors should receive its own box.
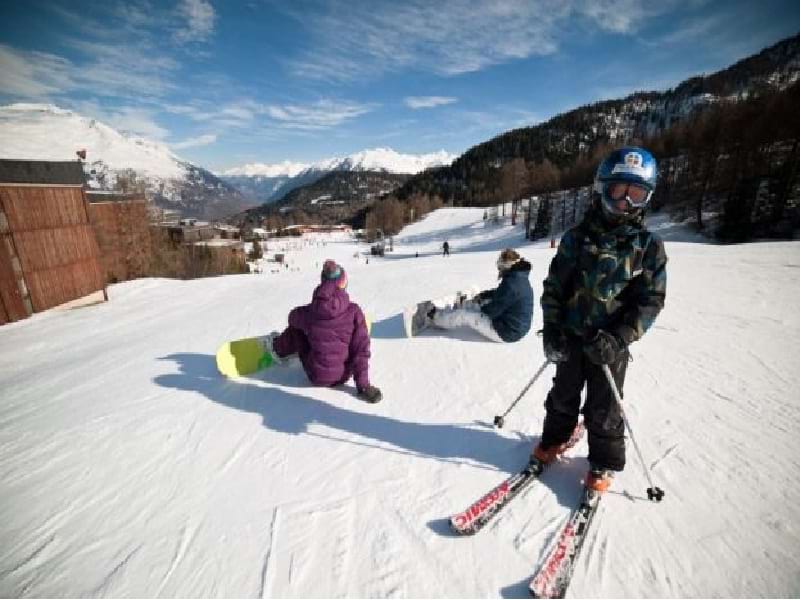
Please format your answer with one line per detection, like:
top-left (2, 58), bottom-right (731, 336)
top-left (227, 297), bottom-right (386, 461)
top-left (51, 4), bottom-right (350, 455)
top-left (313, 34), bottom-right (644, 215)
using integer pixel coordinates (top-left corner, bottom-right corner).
top-left (541, 204), bottom-right (667, 346)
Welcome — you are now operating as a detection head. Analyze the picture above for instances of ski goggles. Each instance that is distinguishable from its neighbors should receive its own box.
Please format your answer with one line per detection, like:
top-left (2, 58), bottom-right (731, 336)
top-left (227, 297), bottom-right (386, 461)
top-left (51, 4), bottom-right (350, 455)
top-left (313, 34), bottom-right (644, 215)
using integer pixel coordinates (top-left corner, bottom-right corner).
top-left (604, 181), bottom-right (652, 208)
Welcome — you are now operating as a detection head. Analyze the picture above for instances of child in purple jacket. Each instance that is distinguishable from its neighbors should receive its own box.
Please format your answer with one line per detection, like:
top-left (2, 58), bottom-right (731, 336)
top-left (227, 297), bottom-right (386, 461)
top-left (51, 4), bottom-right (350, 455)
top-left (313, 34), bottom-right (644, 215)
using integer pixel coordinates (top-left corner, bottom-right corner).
top-left (271, 260), bottom-right (382, 403)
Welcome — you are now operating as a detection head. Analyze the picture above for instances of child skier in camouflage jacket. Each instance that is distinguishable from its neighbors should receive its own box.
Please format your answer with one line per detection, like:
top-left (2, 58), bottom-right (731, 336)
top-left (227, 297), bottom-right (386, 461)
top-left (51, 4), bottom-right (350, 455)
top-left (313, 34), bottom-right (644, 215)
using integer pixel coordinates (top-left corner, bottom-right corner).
top-left (532, 147), bottom-right (667, 493)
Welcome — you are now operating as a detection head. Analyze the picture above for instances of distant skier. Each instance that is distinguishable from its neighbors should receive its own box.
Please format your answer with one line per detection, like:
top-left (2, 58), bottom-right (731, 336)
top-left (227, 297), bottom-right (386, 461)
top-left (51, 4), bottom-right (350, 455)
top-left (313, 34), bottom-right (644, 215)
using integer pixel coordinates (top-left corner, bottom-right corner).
top-left (531, 147), bottom-right (667, 493)
top-left (427, 248), bottom-right (533, 342)
top-left (442, 240), bottom-right (450, 256)
top-left (269, 260), bottom-right (382, 403)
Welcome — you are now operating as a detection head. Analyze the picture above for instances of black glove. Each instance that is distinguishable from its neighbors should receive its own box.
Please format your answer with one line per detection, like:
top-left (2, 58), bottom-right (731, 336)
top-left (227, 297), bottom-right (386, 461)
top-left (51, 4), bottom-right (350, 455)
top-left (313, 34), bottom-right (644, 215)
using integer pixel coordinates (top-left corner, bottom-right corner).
top-left (542, 325), bottom-right (569, 363)
top-left (358, 384), bottom-right (383, 404)
top-left (584, 330), bottom-right (625, 365)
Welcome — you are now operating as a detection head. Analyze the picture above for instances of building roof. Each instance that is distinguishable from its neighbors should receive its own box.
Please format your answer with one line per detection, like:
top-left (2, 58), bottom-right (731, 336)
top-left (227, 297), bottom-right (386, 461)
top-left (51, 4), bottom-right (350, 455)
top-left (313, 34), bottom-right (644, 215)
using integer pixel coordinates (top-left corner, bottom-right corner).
top-left (0, 159), bottom-right (86, 186)
top-left (194, 239), bottom-right (244, 248)
top-left (86, 191), bottom-right (146, 203)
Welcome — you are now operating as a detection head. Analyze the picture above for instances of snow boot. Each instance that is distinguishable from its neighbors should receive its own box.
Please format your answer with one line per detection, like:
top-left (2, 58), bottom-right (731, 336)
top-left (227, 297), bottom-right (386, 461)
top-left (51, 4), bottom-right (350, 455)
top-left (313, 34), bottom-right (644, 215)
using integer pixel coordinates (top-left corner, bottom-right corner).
top-left (264, 331), bottom-right (297, 366)
top-left (411, 301), bottom-right (436, 335)
top-left (585, 467), bottom-right (614, 493)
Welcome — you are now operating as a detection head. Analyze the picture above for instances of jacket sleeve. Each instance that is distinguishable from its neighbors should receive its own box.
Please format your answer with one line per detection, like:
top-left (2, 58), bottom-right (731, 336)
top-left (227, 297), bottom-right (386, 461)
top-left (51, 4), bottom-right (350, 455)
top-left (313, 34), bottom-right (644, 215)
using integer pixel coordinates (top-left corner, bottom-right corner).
top-left (347, 305), bottom-right (371, 391)
top-left (540, 231), bottom-right (579, 328)
top-left (611, 235), bottom-right (667, 345)
top-left (480, 277), bottom-right (515, 320)
top-left (476, 288), bottom-right (495, 302)
top-left (288, 305), bottom-right (309, 332)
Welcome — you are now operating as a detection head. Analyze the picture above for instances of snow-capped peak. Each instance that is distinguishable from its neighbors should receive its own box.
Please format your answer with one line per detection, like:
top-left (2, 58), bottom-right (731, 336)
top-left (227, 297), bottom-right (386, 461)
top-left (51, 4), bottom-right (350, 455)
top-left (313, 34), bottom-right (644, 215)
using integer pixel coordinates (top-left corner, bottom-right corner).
top-left (0, 103), bottom-right (187, 180)
top-left (220, 161), bottom-right (310, 178)
top-left (223, 147), bottom-right (457, 179)
top-left (315, 147), bottom-right (456, 174)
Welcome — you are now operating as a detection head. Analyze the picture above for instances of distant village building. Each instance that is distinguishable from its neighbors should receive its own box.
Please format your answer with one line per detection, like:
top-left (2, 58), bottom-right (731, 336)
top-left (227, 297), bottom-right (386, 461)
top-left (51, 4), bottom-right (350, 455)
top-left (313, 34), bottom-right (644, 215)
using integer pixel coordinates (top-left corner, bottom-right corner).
top-left (192, 238), bottom-right (246, 270)
top-left (214, 224), bottom-right (241, 239)
top-left (149, 206), bottom-right (181, 223)
top-left (0, 159), bottom-right (105, 325)
top-left (250, 227), bottom-right (268, 240)
top-left (270, 224), bottom-right (353, 236)
top-left (161, 221), bottom-right (216, 244)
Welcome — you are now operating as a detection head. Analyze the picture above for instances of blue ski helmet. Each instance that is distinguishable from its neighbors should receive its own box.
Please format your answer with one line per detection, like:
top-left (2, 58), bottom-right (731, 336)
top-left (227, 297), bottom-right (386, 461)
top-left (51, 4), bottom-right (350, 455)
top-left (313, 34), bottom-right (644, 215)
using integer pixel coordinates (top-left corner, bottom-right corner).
top-left (593, 147), bottom-right (657, 221)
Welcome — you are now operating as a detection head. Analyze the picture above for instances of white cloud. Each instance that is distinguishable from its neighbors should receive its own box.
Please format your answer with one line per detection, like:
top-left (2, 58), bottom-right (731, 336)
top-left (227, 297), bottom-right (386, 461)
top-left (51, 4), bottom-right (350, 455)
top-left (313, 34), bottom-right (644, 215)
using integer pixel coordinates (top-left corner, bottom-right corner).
top-left (0, 45), bottom-right (75, 98)
top-left (164, 98), bottom-right (374, 133)
top-left (164, 100), bottom-right (264, 128)
top-left (113, 1), bottom-right (160, 29)
top-left (165, 104), bottom-right (202, 116)
top-left (71, 101), bottom-right (171, 140)
top-left (578, 0), bottom-right (648, 34)
top-left (175, 0), bottom-right (217, 43)
top-left (171, 133), bottom-right (218, 149)
top-left (646, 14), bottom-right (727, 47)
top-left (108, 108), bottom-right (171, 139)
top-left (0, 37), bottom-right (177, 101)
top-left (265, 99), bottom-right (374, 130)
top-left (288, 0), bottom-right (674, 81)
top-left (405, 96), bottom-right (458, 109)
top-left (65, 39), bottom-right (177, 97)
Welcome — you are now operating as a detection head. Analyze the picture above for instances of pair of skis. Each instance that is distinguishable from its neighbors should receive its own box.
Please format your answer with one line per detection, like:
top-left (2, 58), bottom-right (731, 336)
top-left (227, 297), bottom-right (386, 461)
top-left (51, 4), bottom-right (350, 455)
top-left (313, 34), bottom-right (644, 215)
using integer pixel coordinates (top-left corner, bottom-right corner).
top-left (448, 423), bottom-right (600, 598)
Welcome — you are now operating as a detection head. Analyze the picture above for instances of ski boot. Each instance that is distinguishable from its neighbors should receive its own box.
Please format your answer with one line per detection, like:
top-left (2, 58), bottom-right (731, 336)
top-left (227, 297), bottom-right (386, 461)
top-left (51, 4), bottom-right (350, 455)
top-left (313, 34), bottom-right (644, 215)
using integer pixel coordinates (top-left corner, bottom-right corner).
top-left (585, 466), bottom-right (614, 493)
top-left (531, 439), bottom-right (577, 466)
top-left (530, 422), bottom-right (586, 467)
top-left (532, 443), bottom-right (563, 465)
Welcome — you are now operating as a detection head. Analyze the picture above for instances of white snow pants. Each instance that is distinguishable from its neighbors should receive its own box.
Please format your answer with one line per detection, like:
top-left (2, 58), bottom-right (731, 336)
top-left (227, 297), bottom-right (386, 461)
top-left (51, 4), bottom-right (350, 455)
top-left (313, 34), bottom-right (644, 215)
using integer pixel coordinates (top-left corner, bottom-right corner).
top-left (431, 305), bottom-right (504, 343)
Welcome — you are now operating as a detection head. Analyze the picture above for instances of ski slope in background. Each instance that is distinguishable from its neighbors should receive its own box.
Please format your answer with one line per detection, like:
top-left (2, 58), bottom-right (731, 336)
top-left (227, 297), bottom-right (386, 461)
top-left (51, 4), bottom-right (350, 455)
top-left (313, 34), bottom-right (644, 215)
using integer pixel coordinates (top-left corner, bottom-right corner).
top-left (1, 208), bottom-right (799, 598)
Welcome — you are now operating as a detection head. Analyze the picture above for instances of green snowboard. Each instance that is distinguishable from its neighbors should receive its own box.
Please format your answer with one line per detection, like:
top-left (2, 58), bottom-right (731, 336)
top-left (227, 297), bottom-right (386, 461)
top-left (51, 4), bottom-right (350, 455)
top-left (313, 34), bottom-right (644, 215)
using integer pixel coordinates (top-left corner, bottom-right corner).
top-left (216, 336), bottom-right (275, 378)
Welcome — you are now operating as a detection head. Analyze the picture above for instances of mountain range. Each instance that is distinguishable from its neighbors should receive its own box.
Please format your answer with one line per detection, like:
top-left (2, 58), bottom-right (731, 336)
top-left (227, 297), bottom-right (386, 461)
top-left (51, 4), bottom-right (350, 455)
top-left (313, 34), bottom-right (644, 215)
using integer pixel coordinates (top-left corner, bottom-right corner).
top-left (0, 103), bottom-right (456, 220)
top-left (220, 148), bottom-right (456, 205)
top-left (1, 32), bottom-right (798, 225)
top-left (0, 103), bottom-right (252, 221)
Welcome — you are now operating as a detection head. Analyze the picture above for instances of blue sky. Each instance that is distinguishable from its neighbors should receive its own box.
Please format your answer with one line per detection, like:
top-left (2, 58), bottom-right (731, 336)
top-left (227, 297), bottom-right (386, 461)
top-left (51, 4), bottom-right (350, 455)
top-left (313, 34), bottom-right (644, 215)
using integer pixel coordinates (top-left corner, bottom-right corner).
top-left (1, 0), bottom-right (798, 172)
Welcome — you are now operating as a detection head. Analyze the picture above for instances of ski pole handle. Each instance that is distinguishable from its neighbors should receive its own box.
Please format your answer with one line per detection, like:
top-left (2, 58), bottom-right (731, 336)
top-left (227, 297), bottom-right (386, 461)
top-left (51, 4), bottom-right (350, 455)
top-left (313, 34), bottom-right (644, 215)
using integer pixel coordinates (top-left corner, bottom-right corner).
top-left (601, 364), bottom-right (665, 502)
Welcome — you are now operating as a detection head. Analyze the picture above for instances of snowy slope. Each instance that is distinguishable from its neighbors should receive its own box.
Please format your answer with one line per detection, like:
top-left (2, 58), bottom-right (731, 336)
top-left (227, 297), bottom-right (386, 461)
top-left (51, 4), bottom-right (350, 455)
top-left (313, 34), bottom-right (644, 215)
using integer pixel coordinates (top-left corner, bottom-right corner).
top-left (1, 209), bottom-right (799, 597)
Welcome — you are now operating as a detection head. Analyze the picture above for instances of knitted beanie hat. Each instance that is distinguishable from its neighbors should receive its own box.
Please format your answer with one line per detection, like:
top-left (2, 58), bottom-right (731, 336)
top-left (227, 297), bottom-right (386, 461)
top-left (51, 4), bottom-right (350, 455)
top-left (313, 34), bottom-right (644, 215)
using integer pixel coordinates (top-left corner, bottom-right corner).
top-left (321, 259), bottom-right (348, 289)
top-left (496, 248), bottom-right (521, 272)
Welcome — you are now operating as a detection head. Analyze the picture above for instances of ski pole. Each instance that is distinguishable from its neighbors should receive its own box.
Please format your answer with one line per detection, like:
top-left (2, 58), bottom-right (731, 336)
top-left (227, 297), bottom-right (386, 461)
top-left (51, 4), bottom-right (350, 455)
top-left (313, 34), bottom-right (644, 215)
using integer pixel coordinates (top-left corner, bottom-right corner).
top-left (601, 363), bottom-right (665, 502)
top-left (493, 359), bottom-right (550, 429)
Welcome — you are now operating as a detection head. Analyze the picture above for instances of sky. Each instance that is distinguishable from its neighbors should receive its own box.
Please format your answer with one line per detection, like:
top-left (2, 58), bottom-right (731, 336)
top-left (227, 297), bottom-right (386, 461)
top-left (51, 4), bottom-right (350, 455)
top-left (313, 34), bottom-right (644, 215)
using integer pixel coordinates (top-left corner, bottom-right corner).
top-left (1, 0), bottom-right (799, 172)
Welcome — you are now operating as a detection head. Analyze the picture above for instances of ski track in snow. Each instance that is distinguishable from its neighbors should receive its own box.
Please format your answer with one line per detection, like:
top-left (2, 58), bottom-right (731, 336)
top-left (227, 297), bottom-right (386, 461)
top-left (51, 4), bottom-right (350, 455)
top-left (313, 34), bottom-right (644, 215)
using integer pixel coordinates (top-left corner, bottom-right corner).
top-left (1, 210), bottom-right (799, 597)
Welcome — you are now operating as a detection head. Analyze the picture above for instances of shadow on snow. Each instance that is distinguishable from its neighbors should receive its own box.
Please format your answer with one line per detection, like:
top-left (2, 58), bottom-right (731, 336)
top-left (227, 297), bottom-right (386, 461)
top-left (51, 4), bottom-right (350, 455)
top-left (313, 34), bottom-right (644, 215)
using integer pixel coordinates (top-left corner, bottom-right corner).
top-left (155, 351), bottom-right (531, 473)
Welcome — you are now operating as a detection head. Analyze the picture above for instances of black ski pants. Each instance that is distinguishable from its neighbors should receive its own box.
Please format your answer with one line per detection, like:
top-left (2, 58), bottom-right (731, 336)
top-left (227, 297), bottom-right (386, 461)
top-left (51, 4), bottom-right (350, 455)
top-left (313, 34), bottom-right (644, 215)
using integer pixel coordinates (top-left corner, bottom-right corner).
top-left (540, 336), bottom-right (628, 471)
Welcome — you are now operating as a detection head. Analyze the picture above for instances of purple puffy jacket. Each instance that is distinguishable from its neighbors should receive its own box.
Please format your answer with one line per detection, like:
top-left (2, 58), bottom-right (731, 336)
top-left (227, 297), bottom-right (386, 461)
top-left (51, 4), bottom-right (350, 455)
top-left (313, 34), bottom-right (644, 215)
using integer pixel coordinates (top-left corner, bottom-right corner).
top-left (288, 280), bottom-right (371, 390)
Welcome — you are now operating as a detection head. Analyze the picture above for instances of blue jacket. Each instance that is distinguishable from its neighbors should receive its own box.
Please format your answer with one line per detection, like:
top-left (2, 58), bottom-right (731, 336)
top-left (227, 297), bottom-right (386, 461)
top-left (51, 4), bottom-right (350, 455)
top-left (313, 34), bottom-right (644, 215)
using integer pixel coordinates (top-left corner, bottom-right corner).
top-left (480, 259), bottom-right (534, 342)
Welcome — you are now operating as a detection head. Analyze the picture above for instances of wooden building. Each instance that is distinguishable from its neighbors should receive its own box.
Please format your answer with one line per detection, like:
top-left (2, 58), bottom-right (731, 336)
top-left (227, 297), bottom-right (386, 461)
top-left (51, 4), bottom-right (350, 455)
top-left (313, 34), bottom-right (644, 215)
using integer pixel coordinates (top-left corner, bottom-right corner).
top-left (86, 191), bottom-right (152, 284)
top-left (0, 160), bottom-right (105, 325)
